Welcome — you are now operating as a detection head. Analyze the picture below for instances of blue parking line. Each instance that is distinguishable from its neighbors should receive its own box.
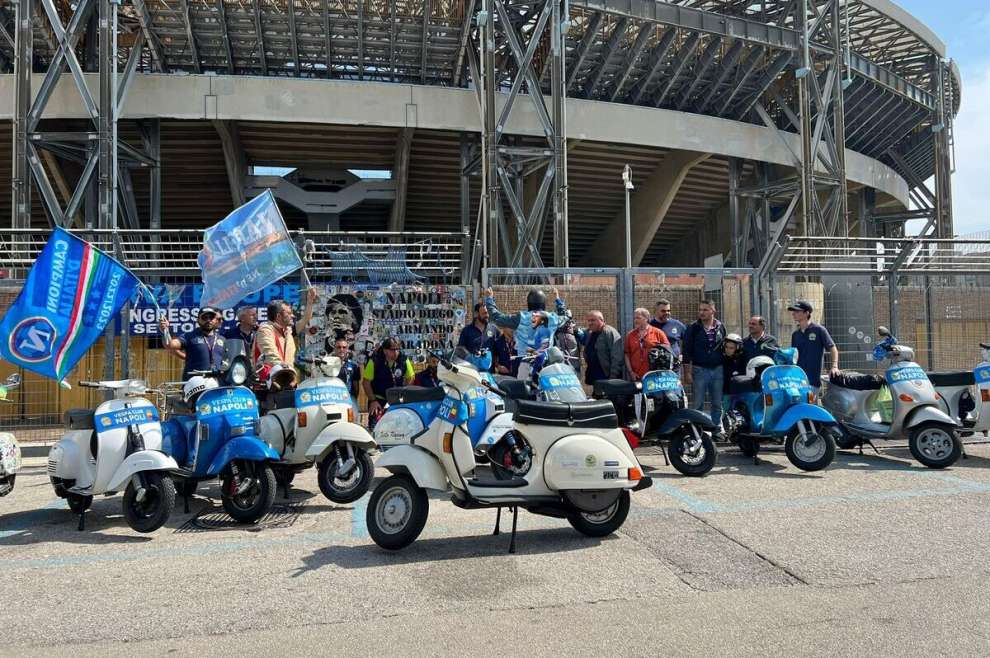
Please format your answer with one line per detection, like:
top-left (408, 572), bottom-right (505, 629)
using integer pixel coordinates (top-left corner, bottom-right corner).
top-left (648, 480), bottom-right (719, 513)
top-left (351, 494), bottom-right (369, 538)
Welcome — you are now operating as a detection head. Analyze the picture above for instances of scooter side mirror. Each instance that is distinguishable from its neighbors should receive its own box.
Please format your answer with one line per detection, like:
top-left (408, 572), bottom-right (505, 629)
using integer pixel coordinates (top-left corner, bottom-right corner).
top-left (877, 326), bottom-right (890, 337)
top-left (3, 373), bottom-right (21, 387)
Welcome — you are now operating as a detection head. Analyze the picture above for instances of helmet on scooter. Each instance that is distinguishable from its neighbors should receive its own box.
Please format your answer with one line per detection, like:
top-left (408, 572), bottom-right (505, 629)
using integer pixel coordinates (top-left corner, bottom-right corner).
top-left (745, 356), bottom-right (775, 380)
top-left (526, 289), bottom-right (547, 311)
top-left (183, 375), bottom-right (218, 404)
top-left (648, 345), bottom-right (675, 371)
top-left (543, 346), bottom-right (565, 366)
top-left (268, 363), bottom-right (298, 391)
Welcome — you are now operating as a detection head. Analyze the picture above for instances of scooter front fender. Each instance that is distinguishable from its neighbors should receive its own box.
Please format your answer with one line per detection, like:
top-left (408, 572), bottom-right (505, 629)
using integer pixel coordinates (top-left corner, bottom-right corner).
top-left (305, 421), bottom-right (378, 460)
top-left (655, 408), bottom-right (717, 436)
top-left (206, 437), bottom-right (281, 476)
top-left (106, 450), bottom-right (181, 492)
top-left (905, 405), bottom-right (960, 429)
top-left (770, 404), bottom-right (837, 434)
top-left (375, 444), bottom-right (448, 491)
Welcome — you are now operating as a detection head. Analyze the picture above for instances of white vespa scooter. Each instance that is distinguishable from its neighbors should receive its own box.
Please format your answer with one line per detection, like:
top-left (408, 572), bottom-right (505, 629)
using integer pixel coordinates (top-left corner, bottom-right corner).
top-left (258, 354), bottom-right (377, 503)
top-left (928, 343), bottom-right (990, 438)
top-left (0, 373), bottom-right (23, 497)
top-left (48, 379), bottom-right (179, 532)
top-left (366, 351), bottom-right (653, 552)
top-left (822, 327), bottom-right (962, 468)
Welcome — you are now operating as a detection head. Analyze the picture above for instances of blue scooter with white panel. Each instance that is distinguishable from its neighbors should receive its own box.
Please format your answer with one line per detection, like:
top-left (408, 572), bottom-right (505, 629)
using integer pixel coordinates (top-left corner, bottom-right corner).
top-left (723, 347), bottom-right (837, 471)
top-left (161, 353), bottom-right (281, 523)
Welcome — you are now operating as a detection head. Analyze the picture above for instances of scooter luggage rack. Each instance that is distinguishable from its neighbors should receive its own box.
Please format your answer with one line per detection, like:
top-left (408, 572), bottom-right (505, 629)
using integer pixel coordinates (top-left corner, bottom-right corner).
top-left (158, 382), bottom-right (186, 416)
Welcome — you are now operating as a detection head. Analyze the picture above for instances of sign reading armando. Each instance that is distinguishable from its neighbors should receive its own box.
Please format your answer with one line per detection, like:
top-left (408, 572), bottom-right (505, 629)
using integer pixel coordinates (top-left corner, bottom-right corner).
top-left (199, 190), bottom-right (303, 309)
top-left (0, 228), bottom-right (139, 382)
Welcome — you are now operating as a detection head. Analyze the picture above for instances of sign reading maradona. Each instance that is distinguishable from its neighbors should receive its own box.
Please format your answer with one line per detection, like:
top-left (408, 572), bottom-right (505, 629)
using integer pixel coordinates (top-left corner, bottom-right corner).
top-left (0, 228), bottom-right (140, 383)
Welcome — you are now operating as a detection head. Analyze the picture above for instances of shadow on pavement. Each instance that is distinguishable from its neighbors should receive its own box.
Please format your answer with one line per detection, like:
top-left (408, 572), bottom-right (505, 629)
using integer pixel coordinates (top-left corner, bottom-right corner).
top-left (291, 527), bottom-right (606, 577)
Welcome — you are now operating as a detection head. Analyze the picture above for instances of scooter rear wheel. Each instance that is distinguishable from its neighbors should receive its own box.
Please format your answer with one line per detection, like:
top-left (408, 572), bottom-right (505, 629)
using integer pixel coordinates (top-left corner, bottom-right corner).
top-left (123, 471), bottom-right (176, 533)
top-left (366, 475), bottom-right (429, 550)
top-left (567, 490), bottom-right (630, 538)
top-left (909, 422), bottom-right (962, 469)
top-left (221, 462), bottom-right (276, 523)
top-left (668, 428), bottom-right (717, 477)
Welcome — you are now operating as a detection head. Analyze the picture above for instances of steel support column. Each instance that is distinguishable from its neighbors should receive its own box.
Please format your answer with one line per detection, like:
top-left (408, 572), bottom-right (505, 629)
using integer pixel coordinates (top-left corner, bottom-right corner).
top-left (475, 0), bottom-right (568, 268)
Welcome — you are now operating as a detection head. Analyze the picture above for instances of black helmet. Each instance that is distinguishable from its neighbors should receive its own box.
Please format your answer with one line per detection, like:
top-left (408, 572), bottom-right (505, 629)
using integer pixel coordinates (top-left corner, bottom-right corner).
top-left (648, 345), bottom-right (675, 371)
top-left (526, 289), bottom-right (547, 311)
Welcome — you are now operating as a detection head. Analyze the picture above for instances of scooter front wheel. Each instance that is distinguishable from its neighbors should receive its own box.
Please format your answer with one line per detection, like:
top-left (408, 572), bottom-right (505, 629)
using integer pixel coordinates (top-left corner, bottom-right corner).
top-left (123, 471), bottom-right (176, 533)
top-left (785, 426), bottom-right (835, 472)
top-left (221, 462), bottom-right (276, 523)
top-left (909, 422), bottom-right (962, 469)
top-left (0, 475), bottom-right (14, 497)
top-left (318, 447), bottom-right (374, 504)
top-left (567, 490), bottom-right (630, 537)
top-left (668, 428), bottom-right (717, 477)
top-left (366, 475), bottom-right (429, 550)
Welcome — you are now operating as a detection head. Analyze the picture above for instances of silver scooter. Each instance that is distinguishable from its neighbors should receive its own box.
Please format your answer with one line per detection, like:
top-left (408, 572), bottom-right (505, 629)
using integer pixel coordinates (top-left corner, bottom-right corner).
top-left (822, 327), bottom-right (962, 469)
top-left (928, 342), bottom-right (990, 438)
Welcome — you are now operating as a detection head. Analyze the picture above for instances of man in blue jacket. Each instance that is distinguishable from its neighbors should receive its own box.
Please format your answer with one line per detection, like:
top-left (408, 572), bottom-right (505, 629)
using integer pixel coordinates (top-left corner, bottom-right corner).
top-left (682, 299), bottom-right (727, 427)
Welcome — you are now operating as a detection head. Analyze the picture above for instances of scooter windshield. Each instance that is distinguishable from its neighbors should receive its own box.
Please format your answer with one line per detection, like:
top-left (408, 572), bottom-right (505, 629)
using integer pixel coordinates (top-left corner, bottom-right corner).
top-left (760, 365), bottom-right (812, 434)
top-left (196, 387), bottom-right (259, 435)
top-left (538, 366), bottom-right (586, 403)
top-left (642, 370), bottom-right (683, 396)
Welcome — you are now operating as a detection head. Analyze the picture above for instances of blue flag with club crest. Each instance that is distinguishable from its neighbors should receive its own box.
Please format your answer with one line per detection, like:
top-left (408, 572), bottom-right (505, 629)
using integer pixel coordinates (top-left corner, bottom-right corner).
top-left (0, 228), bottom-right (140, 382)
top-left (199, 190), bottom-right (304, 309)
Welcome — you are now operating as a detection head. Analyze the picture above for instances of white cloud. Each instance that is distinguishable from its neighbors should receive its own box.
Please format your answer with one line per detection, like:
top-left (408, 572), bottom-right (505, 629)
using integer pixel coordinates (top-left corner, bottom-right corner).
top-left (948, 63), bottom-right (990, 236)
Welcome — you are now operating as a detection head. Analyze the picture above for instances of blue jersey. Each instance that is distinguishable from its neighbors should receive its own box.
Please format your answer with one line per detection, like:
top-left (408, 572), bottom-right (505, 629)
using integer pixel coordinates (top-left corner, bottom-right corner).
top-left (791, 322), bottom-right (835, 387)
top-left (485, 295), bottom-right (568, 358)
top-left (178, 329), bottom-right (225, 381)
top-left (650, 318), bottom-right (687, 356)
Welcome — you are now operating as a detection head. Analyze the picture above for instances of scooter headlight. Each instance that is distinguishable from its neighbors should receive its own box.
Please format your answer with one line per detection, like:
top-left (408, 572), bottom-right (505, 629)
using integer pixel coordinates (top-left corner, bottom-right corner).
top-left (229, 361), bottom-right (248, 386)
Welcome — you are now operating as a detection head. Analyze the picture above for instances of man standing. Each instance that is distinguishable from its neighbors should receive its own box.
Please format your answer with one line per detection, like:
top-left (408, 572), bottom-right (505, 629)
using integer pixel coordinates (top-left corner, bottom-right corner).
top-left (788, 301), bottom-right (839, 390)
top-left (333, 337), bottom-right (362, 399)
top-left (650, 299), bottom-right (687, 358)
top-left (742, 315), bottom-right (778, 363)
top-left (457, 303), bottom-right (495, 356)
top-left (484, 286), bottom-right (568, 381)
top-left (254, 288), bottom-right (318, 384)
top-left (582, 311), bottom-right (623, 385)
top-left (363, 337), bottom-right (415, 426)
top-left (159, 307), bottom-right (225, 381)
top-left (624, 308), bottom-right (670, 381)
top-left (682, 299), bottom-right (727, 426)
top-left (223, 306), bottom-right (258, 356)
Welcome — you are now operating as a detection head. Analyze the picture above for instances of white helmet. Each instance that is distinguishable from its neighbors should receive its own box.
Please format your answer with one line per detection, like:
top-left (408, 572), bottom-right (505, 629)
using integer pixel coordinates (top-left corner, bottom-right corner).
top-left (980, 343), bottom-right (990, 363)
top-left (268, 363), bottom-right (298, 391)
top-left (183, 375), bottom-right (218, 403)
top-left (888, 344), bottom-right (915, 364)
top-left (745, 356), bottom-right (775, 380)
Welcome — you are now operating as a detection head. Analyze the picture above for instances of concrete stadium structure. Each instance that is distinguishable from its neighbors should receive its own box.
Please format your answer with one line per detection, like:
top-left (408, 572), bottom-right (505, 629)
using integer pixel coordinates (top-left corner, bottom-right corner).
top-left (0, 0), bottom-right (960, 270)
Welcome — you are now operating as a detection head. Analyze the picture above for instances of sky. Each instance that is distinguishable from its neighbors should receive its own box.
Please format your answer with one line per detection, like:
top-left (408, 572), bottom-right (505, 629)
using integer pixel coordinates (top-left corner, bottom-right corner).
top-left (892, 1), bottom-right (989, 236)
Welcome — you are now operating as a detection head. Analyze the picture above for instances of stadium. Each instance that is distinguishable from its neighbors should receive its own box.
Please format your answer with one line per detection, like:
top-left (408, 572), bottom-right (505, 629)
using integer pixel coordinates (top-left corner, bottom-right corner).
top-left (0, 0), bottom-right (960, 272)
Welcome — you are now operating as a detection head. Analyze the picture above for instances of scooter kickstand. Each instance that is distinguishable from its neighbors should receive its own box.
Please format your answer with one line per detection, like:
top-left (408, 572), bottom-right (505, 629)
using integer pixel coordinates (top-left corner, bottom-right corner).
top-left (493, 507), bottom-right (502, 536)
top-left (660, 446), bottom-right (670, 466)
top-left (508, 506), bottom-right (519, 554)
top-left (865, 439), bottom-right (880, 455)
top-left (77, 511), bottom-right (85, 532)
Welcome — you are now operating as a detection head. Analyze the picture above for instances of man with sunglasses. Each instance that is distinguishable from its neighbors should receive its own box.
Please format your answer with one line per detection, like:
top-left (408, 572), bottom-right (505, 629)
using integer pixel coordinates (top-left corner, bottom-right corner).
top-left (159, 306), bottom-right (226, 381)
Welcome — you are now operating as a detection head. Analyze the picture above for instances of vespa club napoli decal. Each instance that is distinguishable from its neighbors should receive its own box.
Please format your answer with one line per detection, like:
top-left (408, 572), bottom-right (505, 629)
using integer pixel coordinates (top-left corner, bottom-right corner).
top-left (976, 366), bottom-right (990, 384)
top-left (95, 406), bottom-right (160, 431)
top-left (888, 365), bottom-right (928, 384)
top-left (643, 371), bottom-right (682, 394)
top-left (198, 390), bottom-right (257, 418)
top-left (295, 384), bottom-right (351, 407)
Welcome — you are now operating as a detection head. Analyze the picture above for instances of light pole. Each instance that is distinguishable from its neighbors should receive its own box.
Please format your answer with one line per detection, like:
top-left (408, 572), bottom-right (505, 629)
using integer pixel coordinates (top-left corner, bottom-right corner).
top-left (622, 164), bottom-right (634, 268)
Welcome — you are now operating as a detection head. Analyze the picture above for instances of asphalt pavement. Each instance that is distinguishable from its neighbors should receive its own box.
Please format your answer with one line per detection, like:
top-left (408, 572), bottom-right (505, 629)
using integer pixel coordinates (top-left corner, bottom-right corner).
top-left (3, 442), bottom-right (990, 656)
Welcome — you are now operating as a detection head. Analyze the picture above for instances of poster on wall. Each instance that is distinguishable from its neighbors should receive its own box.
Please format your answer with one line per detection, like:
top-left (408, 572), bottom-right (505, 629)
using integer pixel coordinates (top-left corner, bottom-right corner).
top-left (303, 284), bottom-right (470, 366)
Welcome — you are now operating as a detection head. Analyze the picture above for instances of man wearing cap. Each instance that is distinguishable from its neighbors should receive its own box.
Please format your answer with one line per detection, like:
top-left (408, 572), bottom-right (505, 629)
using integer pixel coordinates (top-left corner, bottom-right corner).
top-left (789, 301), bottom-right (839, 390)
top-left (159, 307), bottom-right (225, 381)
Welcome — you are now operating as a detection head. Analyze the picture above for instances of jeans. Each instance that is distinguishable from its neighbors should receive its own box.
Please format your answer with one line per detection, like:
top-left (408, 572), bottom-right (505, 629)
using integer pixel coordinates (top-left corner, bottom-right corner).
top-left (692, 365), bottom-right (723, 427)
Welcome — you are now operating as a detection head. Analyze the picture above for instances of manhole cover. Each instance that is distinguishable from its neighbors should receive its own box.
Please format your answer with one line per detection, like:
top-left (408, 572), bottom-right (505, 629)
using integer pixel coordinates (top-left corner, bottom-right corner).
top-left (175, 500), bottom-right (304, 533)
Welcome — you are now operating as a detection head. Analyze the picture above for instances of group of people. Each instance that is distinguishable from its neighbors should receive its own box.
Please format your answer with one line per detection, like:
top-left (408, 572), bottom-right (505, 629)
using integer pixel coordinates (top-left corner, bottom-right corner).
top-left (158, 285), bottom-right (840, 438)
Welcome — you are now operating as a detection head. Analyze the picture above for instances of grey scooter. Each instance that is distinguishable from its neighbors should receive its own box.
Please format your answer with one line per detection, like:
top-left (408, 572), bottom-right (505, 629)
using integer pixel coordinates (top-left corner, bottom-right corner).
top-left (822, 327), bottom-right (962, 469)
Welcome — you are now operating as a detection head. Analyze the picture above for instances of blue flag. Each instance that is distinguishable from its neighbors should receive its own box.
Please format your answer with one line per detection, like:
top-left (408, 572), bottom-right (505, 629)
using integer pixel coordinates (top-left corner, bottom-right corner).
top-left (198, 190), bottom-right (304, 309)
top-left (0, 228), bottom-right (140, 382)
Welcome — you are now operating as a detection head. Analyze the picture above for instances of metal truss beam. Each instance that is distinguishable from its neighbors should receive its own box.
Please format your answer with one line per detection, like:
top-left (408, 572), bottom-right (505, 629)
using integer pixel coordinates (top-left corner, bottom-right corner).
top-left (479, 0), bottom-right (568, 268)
top-left (582, 17), bottom-right (628, 98)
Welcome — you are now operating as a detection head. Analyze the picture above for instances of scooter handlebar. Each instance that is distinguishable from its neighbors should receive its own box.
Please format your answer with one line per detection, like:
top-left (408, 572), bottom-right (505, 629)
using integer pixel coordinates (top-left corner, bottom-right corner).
top-left (78, 380), bottom-right (100, 388)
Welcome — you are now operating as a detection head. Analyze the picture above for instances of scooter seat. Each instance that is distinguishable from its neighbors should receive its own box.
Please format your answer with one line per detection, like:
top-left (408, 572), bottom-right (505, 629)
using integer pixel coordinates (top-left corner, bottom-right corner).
top-left (495, 378), bottom-right (533, 400)
top-left (927, 371), bottom-right (975, 387)
top-left (513, 399), bottom-right (617, 429)
top-left (386, 386), bottom-right (446, 405)
top-left (728, 375), bottom-right (762, 395)
top-left (592, 379), bottom-right (640, 398)
top-left (829, 370), bottom-right (884, 391)
top-left (64, 408), bottom-right (95, 430)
